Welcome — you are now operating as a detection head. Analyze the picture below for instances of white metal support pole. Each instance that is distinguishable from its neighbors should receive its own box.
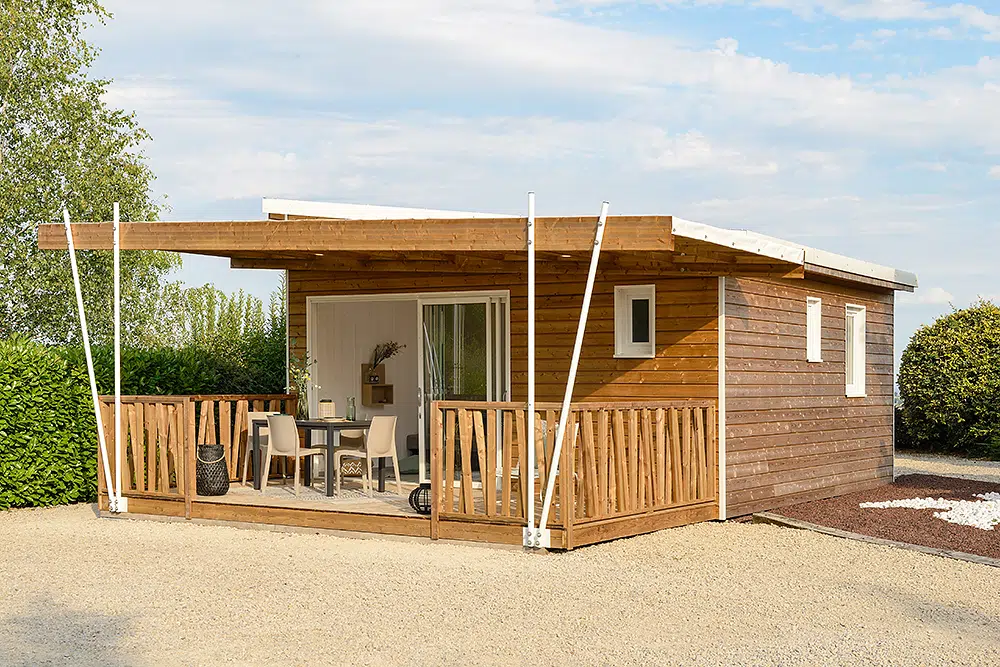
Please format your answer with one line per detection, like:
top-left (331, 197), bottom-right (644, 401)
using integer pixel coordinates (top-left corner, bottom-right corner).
top-left (113, 203), bottom-right (123, 512)
top-left (535, 201), bottom-right (609, 545)
top-left (523, 192), bottom-right (537, 547)
top-left (63, 209), bottom-right (116, 511)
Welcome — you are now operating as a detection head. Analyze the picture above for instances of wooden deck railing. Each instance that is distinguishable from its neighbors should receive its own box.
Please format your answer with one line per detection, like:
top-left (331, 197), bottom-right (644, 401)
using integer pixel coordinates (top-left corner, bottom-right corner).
top-left (430, 400), bottom-right (718, 545)
top-left (96, 394), bottom-right (297, 503)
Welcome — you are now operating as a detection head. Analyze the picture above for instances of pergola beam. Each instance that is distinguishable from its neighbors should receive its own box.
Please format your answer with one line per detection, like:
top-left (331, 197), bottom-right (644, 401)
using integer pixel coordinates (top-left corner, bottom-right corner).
top-left (37, 215), bottom-right (675, 253)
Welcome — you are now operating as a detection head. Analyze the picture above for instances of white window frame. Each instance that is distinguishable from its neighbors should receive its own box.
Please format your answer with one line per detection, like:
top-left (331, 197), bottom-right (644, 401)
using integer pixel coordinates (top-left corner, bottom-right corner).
top-left (806, 297), bottom-right (823, 363)
top-left (845, 304), bottom-right (866, 398)
top-left (614, 284), bottom-right (655, 358)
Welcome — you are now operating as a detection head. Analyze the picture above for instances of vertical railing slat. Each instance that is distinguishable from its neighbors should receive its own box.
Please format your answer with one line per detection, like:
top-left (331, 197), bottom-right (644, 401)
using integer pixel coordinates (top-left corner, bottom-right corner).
top-left (430, 404), bottom-right (442, 539)
top-left (612, 409), bottom-right (628, 512)
top-left (486, 409), bottom-right (497, 517)
top-left (707, 404), bottom-right (717, 501)
top-left (445, 409), bottom-right (456, 513)
top-left (669, 408), bottom-right (682, 504)
top-left (473, 410), bottom-right (488, 515)
top-left (581, 411), bottom-right (598, 519)
top-left (514, 409), bottom-right (527, 520)
top-left (502, 410), bottom-right (513, 518)
top-left (597, 410), bottom-right (609, 517)
top-left (641, 409), bottom-right (654, 509)
top-left (459, 408), bottom-right (474, 514)
top-left (220, 400), bottom-right (232, 475)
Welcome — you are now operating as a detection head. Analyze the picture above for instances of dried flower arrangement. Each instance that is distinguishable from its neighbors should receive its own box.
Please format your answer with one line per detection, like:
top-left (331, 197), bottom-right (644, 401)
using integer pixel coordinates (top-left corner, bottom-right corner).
top-left (370, 341), bottom-right (406, 368)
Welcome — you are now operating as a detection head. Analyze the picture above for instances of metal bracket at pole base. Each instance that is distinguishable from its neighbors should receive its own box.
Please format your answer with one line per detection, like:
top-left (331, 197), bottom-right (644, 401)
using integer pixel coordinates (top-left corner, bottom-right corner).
top-left (522, 526), bottom-right (551, 550)
top-left (111, 496), bottom-right (128, 513)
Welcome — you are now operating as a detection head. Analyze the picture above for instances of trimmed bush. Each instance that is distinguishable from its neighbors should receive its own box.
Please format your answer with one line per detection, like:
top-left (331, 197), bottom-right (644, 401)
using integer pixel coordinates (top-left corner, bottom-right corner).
top-left (898, 300), bottom-right (1000, 459)
top-left (0, 337), bottom-right (97, 509)
top-left (55, 333), bottom-right (286, 396)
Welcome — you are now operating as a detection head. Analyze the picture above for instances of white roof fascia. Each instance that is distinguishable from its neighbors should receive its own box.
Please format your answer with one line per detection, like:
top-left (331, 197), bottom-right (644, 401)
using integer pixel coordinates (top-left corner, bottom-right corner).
top-left (262, 197), bottom-right (515, 220)
top-left (803, 247), bottom-right (918, 288)
top-left (671, 217), bottom-right (806, 265)
top-left (672, 217), bottom-right (917, 288)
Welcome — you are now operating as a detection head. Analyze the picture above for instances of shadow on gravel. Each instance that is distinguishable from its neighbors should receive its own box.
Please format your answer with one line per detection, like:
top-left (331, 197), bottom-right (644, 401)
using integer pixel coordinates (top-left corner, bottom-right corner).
top-left (0, 597), bottom-right (132, 667)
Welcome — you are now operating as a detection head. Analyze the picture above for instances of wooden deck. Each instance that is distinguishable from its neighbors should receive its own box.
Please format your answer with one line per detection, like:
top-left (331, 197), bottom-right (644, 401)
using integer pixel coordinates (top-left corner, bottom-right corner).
top-left (96, 394), bottom-right (719, 549)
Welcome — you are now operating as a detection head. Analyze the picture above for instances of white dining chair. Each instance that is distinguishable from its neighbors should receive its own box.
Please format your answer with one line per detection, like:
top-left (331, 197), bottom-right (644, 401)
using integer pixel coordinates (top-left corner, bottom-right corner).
top-left (334, 415), bottom-right (402, 497)
top-left (241, 411), bottom-right (280, 485)
top-left (261, 414), bottom-right (325, 497)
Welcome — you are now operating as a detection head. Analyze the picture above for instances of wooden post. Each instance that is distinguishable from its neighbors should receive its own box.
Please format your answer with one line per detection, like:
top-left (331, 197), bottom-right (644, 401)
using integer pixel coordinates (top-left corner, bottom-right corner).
top-left (184, 398), bottom-right (196, 519)
top-left (430, 403), bottom-right (442, 540)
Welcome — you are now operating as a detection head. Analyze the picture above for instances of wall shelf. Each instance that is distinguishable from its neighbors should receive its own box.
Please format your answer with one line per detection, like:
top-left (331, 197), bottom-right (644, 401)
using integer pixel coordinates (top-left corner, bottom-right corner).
top-left (361, 363), bottom-right (393, 407)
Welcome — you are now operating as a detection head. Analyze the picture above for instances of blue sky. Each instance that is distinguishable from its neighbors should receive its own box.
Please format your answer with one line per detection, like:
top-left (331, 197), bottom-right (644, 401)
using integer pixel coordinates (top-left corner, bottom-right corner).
top-left (87, 0), bottom-right (1000, 365)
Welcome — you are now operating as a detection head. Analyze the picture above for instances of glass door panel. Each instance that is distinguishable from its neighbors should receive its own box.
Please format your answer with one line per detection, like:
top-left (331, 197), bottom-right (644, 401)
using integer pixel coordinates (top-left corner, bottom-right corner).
top-left (418, 294), bottom-right (509, 484)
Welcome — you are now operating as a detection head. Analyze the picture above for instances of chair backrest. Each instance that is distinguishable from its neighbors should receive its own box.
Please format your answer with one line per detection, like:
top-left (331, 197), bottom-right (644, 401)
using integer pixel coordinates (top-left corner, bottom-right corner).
top-left (365, 416), bottom-right (397, 457)
top-left (247, 411), bottom-right (279, 436)
top-left (265, 414), bottom-right (299, 456)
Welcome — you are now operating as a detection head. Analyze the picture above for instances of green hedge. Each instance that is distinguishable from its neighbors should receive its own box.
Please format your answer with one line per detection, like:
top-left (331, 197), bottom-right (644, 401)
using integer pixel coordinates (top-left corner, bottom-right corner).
top-left (1, 331), bottom-right (287, 509)
top-left (897, 300), bottom-right (1000, 459)
top-left (56, 332), bottom-right (286, 396)
top-left (0, 337), bottom-right (98, 509)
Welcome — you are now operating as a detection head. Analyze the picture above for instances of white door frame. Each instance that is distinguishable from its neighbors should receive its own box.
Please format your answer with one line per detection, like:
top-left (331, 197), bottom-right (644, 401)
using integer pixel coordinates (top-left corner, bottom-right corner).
top-left (305, 290), bottom-right (511, 483)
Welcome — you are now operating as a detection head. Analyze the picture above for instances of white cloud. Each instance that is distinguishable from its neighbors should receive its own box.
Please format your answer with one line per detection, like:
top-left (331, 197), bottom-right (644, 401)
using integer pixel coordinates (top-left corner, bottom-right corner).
top-left (989, 166), bottom-right (1000, 179)
top-left (913, 162), bottom-right (948, 172)
top-left (715, 37), bottom-right (740, 56)
top-left (786, 41), bottom-right (839, 52)
top-left (639, 129), bottom-right (779, 175)
top-left (898, 287), bottom-right (955, 306)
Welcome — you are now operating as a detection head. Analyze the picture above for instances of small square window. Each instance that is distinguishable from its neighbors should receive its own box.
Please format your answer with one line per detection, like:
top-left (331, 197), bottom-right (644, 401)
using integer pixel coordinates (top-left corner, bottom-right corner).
top-left (614, 285), bottom-right (655, 358)
top-left (806, 297), bottom-right (822, 362)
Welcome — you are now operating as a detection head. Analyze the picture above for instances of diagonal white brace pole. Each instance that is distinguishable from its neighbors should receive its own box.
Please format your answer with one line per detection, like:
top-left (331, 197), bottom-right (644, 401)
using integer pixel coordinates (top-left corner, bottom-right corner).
top-left (523, 192), bottom-right (536, 547)
top-left (535, 201), bottom-right (609, 543)
top-left (113, 202), bottom-right (123, 511)
top-left (63, 209), bottom-right (116, 512)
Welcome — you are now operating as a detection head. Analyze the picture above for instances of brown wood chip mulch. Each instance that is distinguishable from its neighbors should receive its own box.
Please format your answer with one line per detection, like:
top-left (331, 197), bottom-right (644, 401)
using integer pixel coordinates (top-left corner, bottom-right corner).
top-left (774, 474), bottom-right (1000, 560)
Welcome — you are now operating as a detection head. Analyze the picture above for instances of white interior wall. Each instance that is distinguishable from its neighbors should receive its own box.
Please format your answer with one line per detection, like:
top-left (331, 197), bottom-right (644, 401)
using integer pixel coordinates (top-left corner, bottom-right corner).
top-left (311, 299), bottom-right (419, 458)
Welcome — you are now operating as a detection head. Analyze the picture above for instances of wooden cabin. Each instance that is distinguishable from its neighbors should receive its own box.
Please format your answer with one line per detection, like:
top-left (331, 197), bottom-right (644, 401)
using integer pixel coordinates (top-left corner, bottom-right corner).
top-left (38, 198), bottom-right (917, 549)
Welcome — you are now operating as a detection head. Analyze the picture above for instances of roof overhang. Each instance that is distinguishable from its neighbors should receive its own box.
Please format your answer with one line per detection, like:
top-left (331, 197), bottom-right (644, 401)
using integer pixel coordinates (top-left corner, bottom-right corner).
top-left (37, 197), bottom-right (916, 290)
top-left (37, 215), bottom-right (673, 253)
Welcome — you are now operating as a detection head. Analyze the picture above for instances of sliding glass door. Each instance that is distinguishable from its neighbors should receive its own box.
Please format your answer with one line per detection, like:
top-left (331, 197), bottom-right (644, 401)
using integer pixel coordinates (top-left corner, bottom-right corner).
top-left (417, 293), bottom-right (509, 484)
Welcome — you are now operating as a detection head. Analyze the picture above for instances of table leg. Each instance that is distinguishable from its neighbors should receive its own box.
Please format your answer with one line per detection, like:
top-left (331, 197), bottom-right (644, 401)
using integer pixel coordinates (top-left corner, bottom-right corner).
top-left (304, 428), bottom-right (312, 487)
top-left (252, 423), bottom-right (261, 491)
top-left (378, 458), bottom-right (386, 493)
top-left (326, 427), bottom-right (337, 497)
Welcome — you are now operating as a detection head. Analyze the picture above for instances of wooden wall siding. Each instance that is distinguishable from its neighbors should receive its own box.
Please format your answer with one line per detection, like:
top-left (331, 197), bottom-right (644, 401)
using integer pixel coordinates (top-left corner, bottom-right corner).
top-left (724, 277), bottom-right (894, 517)
top-left (288, 269), bottom-right (720, 403)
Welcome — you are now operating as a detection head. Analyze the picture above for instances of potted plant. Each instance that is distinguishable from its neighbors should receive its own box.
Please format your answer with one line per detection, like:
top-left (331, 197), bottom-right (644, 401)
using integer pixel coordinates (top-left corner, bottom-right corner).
top-left (287, 350), bottom-right (319, 419)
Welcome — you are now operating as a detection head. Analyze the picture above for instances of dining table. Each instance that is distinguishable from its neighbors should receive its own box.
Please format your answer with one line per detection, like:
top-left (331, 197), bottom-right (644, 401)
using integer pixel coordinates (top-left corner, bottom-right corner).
top-left (250, 417), bottom-right (384, 496)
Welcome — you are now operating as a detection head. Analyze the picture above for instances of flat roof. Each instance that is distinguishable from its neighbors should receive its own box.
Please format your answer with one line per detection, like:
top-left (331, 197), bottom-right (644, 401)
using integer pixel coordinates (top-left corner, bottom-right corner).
top-left (263, 198), bottom-right (917, 290)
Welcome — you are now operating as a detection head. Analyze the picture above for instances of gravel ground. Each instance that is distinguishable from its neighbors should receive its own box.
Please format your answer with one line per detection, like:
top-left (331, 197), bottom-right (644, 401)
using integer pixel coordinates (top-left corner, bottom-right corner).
top-left (3, 504), bottom-right (1000, 666)
top-left (895, 451), bottom-right (1000, 483)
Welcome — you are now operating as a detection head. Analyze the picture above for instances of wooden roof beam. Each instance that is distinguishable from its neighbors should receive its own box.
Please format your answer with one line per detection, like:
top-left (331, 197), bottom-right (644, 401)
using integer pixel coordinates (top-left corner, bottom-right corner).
top-left (37, 215), bottom-right (674, 253)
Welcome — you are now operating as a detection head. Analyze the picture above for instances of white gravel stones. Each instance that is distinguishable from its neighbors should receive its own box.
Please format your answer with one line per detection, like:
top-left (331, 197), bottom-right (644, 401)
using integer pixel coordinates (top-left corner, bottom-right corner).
top-left (861, 493), bottom-right (1000, 530)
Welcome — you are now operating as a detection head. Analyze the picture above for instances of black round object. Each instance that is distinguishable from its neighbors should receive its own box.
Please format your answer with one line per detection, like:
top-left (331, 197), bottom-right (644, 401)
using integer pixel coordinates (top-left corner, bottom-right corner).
top-left (408, 483), bottom-right (432, 515)
top-left (196, 443), bottom-right (230, 496)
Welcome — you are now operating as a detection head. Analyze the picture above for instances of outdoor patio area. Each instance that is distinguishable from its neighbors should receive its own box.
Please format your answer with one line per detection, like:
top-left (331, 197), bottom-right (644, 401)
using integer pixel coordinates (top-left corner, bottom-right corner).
top-left (215, 476), bottom-right (422, 517)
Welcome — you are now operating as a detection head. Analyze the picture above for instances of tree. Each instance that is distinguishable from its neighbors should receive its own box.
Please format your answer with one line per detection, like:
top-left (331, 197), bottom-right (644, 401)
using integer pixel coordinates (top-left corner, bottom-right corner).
top-left (0, 0), bottom-right (180, 345)
top-left (897, 300), bottom-right (1000, 458)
